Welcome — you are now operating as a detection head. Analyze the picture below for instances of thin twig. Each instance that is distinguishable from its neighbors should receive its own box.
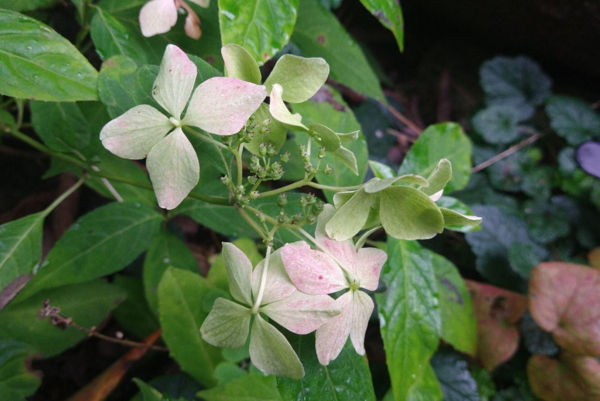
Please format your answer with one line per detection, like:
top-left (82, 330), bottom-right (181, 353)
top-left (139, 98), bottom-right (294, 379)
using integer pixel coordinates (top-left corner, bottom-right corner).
top-left (39, 300), bottom-right (168, 352)
top-left (471, 130), bottom-right (544, 173)
top-left (386, 105), bottom-right (423, 135)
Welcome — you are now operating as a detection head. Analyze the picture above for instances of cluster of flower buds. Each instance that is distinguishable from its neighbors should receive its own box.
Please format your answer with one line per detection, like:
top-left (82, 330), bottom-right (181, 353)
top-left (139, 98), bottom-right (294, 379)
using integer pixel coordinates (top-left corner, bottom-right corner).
top-left (272, 193), bottom-right (324, 226)
top-left (247, 148), bottom-right (289, 182)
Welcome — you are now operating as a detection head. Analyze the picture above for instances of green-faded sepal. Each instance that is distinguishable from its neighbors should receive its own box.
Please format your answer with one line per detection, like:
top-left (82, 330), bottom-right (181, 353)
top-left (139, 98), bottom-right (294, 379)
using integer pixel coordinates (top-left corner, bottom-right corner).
top-left (200, 298), bottom-right (251, 349)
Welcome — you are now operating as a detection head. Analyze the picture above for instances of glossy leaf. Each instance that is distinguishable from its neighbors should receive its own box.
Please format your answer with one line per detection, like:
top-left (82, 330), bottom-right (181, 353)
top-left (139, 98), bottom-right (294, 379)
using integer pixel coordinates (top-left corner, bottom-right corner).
top-left (358, 0), bottom-right (404, 51)
top-left (0, 10), bottom-right (99, 101)
top-left (277, 333), bottom-right (376, 401)
top-left (146, 128), bottom-right (200, 210)
top-left (431, 254), bottom-right (477, 356)
top-left (292, 0), bottom-right (384, 101)
top-left (430, 350), bottom-right (479, 401)
top-left (15, 202), bottom-right (162, 301)
top-left (0, 340), bottom-right (40, 400)
top-left (30, 101), bottom-right (91, 152)
top-left (529, 262), bottom-right (600, 356)
top-left (480, 56), bottom-right (552, 107)
top-left (143, 230), bottom-right (198, 315)
top-left (528, 354), bottom-right (600, 401)
top-left (375, 240), bottom-right (441, 400)
top-left (398, 123), bottom-right (472, 193)
top-left (249, 314), bottom-right (304, 379)
top-left (158, 267), bottom-right (222, 387)
top-left (546, 96), bottom-right (600, 146)
top-left (465, 280), bottom-right (527, 371)
top-left (90, 7), bottom-right (147, 64)
top-left (219, 0), bottom-right (299, 65)
top-left (0, 280), bottom-right (126, 357)
top-left (221, 43), bottom-right (261, 84)
top-left (0, 213), bottom-right (43, 294)
top-left (199, 374), bottom-right (283, 401)
top-left (264, 55), bottom-right (329, 103)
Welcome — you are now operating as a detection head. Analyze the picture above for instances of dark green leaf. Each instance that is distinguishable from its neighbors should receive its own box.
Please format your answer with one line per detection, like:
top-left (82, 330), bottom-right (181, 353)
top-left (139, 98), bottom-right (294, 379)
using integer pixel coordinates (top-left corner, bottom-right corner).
top-left (0, 280), bottom-right (126, 357)
top-left (158, 267), bottom-right (222, 387)
top-left (90, 7), bottom-right (147, 64)
top-left (471, 104), bottom-right (526, 144)
top-left (30, 101), bottom-right (91, 152)
top-left (0, 0), bottom-right (60, 11)
top-left (546, 95), bottom-right (600, 145)
top-left (16, 202), bottom-right (162, 300)
top-left (130, 373), bottom-right (203, 401)
top-left (358, 0), bottom-right (403, 51)
top-left (398, 123), bottom-right (472, 193)
top-left (521, 166), bottom-right (554, 200)
top-left (133, 378), bottom-right (164, 401)
top-left (470, 366), bottom-right (496, 400)
top-left (200, 374), bottom-right (282, 401)
top-left (479, 56), bottom-right (551, 107)
top-left (292, 0), bottom-right (384, 101)
top-left (0, 10), bottom-right (98, 101)
top-left (143, 230), bottom-right (198, 316)
top-left (354, 99), bottom-right (396, 162)
top-left (375, 239), bottom-right (441, 401)
top-left (520, 312), bottom-right (559, 357)
top-left (522, 199), bottom-right (570, 244)
top-left (507, 242), bottom-right (549, 279)
top-left (0, 213), bottom-right (43, 293)
top-left (277, 333), bottom-right (376, 401)
top-left (431, 349), bottom-right (479, 401)
top-left (113, 275), bottom-right (159, 339)
top-left (219, 0), bottom-right (299, 65)
top-left (0, 340), bottom-right (40, 401)
top-left (431, 254), bottom-right (477, 356)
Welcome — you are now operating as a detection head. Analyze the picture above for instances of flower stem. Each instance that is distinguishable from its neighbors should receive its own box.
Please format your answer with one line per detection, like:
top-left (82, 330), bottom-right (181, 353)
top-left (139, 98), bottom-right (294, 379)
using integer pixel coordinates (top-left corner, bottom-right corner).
top-left (41, 175), bottom-right (86, 218)
top-left (251, 244), bottom-right (272, 314)
top-left (236, 143), bottom-right (244, 187)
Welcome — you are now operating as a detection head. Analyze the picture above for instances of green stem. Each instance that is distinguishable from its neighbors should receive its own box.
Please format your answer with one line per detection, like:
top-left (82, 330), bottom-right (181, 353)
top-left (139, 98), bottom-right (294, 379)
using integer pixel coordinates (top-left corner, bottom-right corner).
top-left (41, 176), bottom-right (86, 218)
top-left (184, 127), bottom-right (228, 149)
top-left (244, 205), bottom-right (300, 230)
top-left (251, 244), bottom-right (272, 314)
top-left (237, 207), bottom-right (269, 240)
top-left (9, 129), bottom-right (230, 206)
top-left (307, 182), bottom-right (363, 192)
top-left (258, 177), bottom-right (312, 199)
top-left (236, 143), bottom-right (244, 187)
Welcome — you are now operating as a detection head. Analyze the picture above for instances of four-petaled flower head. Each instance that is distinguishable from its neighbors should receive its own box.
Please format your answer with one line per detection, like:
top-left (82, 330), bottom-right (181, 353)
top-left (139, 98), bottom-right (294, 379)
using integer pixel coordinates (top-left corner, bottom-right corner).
top-left (281, 204), bottom-right (388, 365)
top-left (140, 0), bottom-right (209, 39)
top-left (200, 242), bottom-right (340, 379)
top-left (100, 44), bottom-right (266, 209)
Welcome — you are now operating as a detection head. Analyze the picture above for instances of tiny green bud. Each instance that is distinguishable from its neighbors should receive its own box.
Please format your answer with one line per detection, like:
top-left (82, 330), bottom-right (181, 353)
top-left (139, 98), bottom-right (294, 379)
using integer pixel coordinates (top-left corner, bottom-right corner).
top-left (256, 212), bottom-right (266, 223)
top-left (299, 196), bottom-right (308, 208)
top-left (323, 165), bottom-right (333, 175)
top-left (220, 176), bottom-right (230, 185)
top-left (236, 185), bottom-right (245, 195)
top-left (304, 163), bottom-right (316, 175)
top-left (305, 194), bottom-right (316, 205)
top-left (259, 143), bottom-right (268, 157)
top-left (249, 190), bottom-right (260, 200)
top-left (266, 144), bottom-right (277, 157)
top-left (318, 147), bottom-right (326, 159)
top-left (306, 215), bottom-right (316, 224)
top-left (313, 200), bottom-right (324, 213)
top-left (257, 168), bottom-right (268, 179)
top-left (280, 152), bottom-right (290, 163)
top-left (278, 211), bottom-right (289, 224)
top-left (247, 175), bottom-right (258, 185)
top-left (277, 193), bottom-right (288, 207)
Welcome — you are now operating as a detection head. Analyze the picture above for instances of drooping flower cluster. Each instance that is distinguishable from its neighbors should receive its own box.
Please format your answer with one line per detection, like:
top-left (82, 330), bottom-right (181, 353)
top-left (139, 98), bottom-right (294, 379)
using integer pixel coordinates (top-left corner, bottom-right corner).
top-left (139, 0), bottom-right (209, 39)
top-left (100, 44), bottom-right (266, 209)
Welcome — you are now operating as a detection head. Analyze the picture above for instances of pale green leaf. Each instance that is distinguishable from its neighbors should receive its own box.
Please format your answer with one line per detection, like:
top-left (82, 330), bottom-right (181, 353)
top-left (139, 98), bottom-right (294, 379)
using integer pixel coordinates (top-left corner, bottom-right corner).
top-left (269, 84), bottom-right (308, 130)
top-left (364, 175), bottom-right (428, 194)
top-left (221, 43), bottom-right (262, 84)
top-left (398, 123), bottom-right (472, 193)
top-left (420, 158), bottom-right (452, 196)
top-left (440, 208), bottom-right (482, 229)
top-left (376, 239), bottom-right (441, 401)
top-left (332, 145), bottom-right (358, 174)
top-left (407, 364), bottom-right (443, 401)
top-left (219, 0), bottom-right (299, 65)
top-left (379, 186), bottom-right (444, 240)
top-left (147, 128), bottom-right (200, 210)
top-left (250, 314), bottom-right (304, 379)
top-left (200, 297), bottom-right (252, 349)
top-left (0, 10), bottom-right (98, 101)
top-left (326, 188), bottom-right (373, 241)
top-left (158, 267), bottom-right (222, 387)
top-left (264, 55), bottom-right (329, 103)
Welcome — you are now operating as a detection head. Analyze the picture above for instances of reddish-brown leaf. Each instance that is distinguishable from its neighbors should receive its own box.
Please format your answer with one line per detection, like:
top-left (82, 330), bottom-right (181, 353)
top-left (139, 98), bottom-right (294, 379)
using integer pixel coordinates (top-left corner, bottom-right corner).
top-left (529, 262), bottom-right (600, 356)
top-left (528, 353), bottom-right (600, 401)
top-left (465, 280), bottom-right (528, 370)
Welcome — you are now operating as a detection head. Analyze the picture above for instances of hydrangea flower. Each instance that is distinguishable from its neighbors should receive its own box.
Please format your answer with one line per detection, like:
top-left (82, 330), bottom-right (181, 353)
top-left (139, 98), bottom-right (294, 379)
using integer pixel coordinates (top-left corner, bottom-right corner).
top-left (139, 0), bottom-right (209, 39)
top-left (200, 243), bottom-right (340, 379)
top-left (100, 45), bottom-right (266, 209)
top-left (280, 205), bottom-right (388, 365)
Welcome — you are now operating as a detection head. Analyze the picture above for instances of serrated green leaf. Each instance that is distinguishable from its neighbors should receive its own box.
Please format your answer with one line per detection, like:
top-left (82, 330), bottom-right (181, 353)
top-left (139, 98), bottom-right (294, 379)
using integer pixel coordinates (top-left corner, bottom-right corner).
top-left (219, 0), bottom-right (299, 65)
top-left (30, 101), bottom-right (91, 152)
top-left (399, 123), bottom-right (472, 193)
top-left (0, 340), bottom-right (40, 401)
top-left (0, 213), bottom-right (43, 294)
top-left (158, 267), bottom-right (222, 387)
top-left (292, 0), bottom-right (384, 101)
top-left (0, 280), bottom-right (125, 357)
top-left (0, 10), bottom-right (98, 101)
top-left (480, 56), bottom-right (551, 107)
top-left (15, 202), bottom-right (162, 301)
top-left (277, 333), bottom-right (376, 401)
top-left (221, 44), bottom-right (261, 84)
top-left (91, 7), bottom-right (147, 64)
top-left (471, 104), bottom-right (525, 145)
top-left (264, 55), bottom-right (329, 103)
top-left (143, 230), bottom-right (198, 316)
top-left (376, 239), bottom-right (441, 401)
top-left (546, 95), bottom-right (600, 145)
top-left (199, 374), bottom-right (282, 401)
top-left (431, 255), bottom-right (477, 356)
top-left (358, 0), bottom-right (403, 52)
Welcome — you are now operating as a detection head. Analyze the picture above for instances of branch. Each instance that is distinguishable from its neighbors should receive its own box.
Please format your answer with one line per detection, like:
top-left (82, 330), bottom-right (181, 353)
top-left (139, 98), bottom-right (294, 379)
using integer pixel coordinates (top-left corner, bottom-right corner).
top-left (472, 129), bottom-right (544, 173)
